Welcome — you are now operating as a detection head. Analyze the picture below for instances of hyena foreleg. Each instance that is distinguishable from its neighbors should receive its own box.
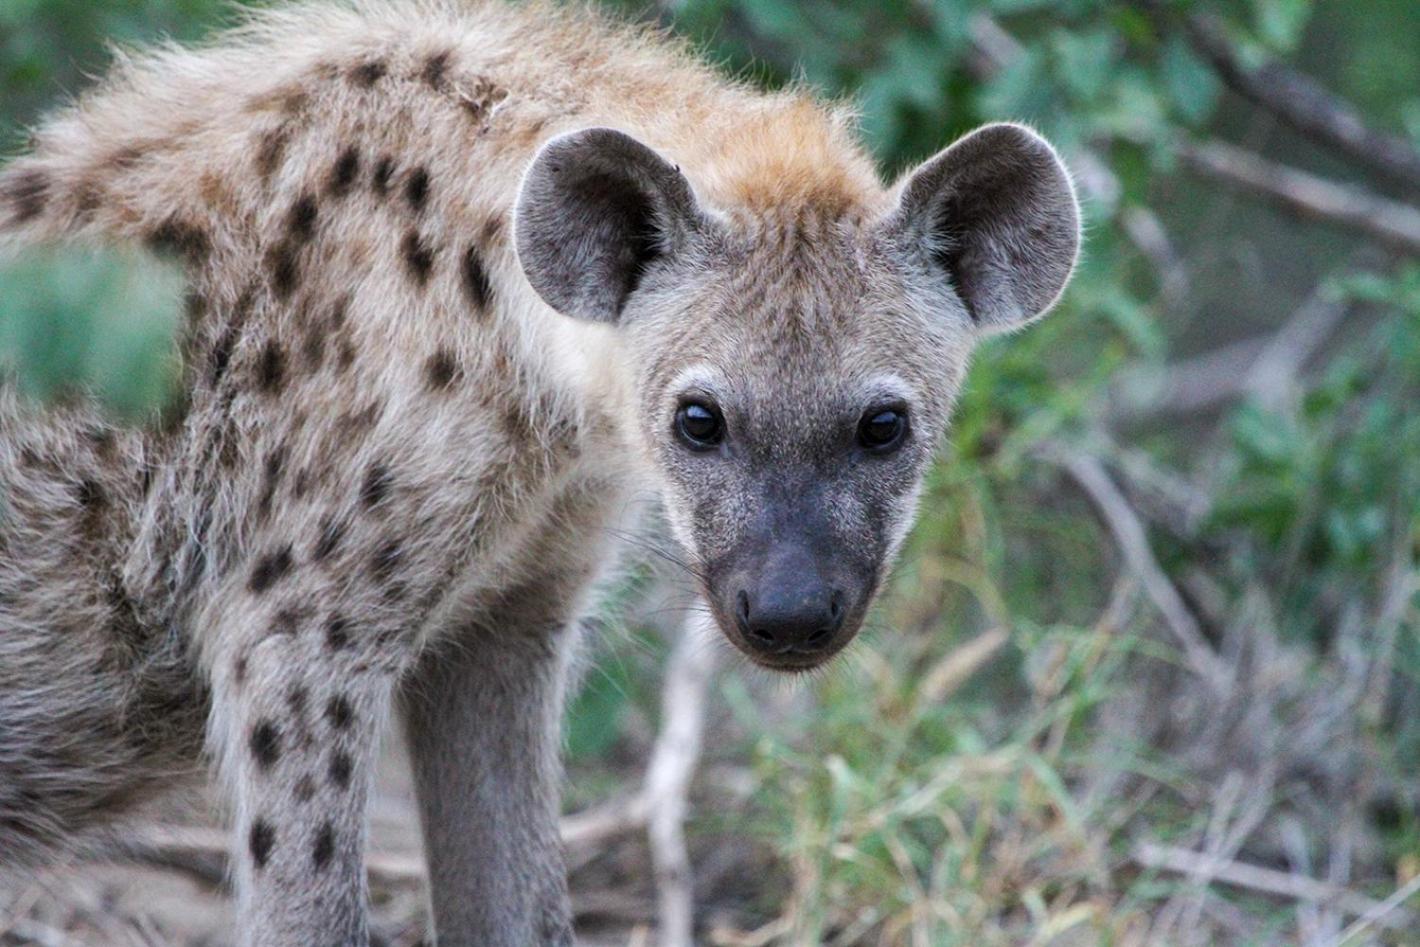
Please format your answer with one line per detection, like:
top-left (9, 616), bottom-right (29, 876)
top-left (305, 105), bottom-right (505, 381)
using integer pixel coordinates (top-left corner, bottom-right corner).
top-left (203, 576), bottom-right (417, 946)
top-left (400, 619), bottom-right (578, 947)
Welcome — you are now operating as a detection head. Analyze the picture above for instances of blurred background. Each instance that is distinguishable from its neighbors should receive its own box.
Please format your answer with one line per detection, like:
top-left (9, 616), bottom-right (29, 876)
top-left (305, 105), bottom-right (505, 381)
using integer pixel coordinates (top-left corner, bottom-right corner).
top-left (1, 0), bottom-right (1418, 945)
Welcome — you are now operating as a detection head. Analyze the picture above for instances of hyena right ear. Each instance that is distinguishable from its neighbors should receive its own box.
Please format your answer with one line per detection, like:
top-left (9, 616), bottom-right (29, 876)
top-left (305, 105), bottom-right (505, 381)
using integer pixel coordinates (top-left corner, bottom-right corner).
top-left (514, 127), bottom-right (713, 324)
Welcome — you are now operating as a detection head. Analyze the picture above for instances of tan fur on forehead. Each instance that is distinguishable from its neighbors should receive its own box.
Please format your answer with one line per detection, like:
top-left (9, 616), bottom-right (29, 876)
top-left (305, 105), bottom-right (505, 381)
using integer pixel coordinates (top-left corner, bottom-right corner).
top-left (692, 98), bottom-right (883, 220)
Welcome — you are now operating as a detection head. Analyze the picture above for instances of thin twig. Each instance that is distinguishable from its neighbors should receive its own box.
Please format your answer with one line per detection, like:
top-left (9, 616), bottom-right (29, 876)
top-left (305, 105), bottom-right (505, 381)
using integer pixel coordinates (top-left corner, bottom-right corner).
top-left (644, 611), bottom-right (717, 947)
top-left (1134, 842), bottom-right (1416, 932)
top-left (1361, 543), bottom-right (1419, 727)
top-left (1179, 139), bottom-right (1420, 256)
top-left (1322, 872), bottom-right (1420, 946)
top-left (1043, 446), bottom-right (1231, 694)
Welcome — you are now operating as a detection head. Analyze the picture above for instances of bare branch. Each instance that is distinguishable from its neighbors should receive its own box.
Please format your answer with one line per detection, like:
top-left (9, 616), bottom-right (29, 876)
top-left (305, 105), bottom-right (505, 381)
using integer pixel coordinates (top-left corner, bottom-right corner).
top-left (643, 612), bottom-right (717, 947)
top-left (1323, 872), bottom-right (1420, 946)
top-left (1134, 842), bottom-right (1416, 932)
top-left (1042, 446), bottom-right (1231, 693)
top-left (561, 792), bottom-right (650, 862)
top-left (1111, 334), bottom-right (1273, 422)
top-left (1179, 139), bottom-right (1420, 256)
top-left (1243, 281), bottom-right (1353, 412)
top-left (1178, 10), bottom-right (1420, 192)
top-left (1109, 248), bottom-right (1378, 424)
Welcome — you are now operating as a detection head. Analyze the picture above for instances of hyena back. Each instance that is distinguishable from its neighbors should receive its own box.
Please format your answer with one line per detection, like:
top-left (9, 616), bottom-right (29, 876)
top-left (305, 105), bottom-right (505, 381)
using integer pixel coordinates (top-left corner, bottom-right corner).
top-left (0, 1), bottom-right (1079, 943)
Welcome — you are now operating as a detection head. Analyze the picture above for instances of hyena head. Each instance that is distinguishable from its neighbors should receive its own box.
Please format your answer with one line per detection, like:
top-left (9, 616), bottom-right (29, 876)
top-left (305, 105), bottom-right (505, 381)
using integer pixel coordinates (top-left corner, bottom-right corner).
top-left (515, 123), bottom-right (1079, 671)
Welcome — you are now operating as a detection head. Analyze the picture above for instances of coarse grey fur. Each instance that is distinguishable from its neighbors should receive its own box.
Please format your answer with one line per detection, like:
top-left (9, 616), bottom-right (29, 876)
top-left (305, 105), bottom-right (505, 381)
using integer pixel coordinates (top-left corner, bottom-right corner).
top-left (0, 1), bottom-right (1078, 944)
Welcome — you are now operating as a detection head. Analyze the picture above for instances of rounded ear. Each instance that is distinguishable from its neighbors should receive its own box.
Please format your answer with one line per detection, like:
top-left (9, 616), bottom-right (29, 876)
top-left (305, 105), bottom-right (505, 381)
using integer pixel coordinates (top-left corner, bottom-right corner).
top-left (883, 123), bottom-right (1080, 333)
top-left (514, 127), bottom-right (712, 324)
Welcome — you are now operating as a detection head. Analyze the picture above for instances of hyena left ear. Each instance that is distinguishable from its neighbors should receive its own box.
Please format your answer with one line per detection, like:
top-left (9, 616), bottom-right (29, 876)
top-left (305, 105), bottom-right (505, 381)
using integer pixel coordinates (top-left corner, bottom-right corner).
top-left (514, 127), bottom-right (714, 324)
top-left (884, 123), bottom-right (1080, 333)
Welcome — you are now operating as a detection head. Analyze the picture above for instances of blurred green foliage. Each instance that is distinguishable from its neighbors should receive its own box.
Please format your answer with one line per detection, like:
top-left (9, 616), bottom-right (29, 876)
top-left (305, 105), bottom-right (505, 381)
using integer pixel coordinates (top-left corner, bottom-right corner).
top-left (2, 0), bottom-right (1418, 942)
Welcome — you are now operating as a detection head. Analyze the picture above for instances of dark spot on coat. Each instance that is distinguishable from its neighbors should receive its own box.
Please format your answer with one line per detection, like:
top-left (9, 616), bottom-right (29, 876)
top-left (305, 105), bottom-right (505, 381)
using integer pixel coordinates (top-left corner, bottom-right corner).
top-left (288, 194), bottom-right (319, 243)
top-left (267, 241), bottom-right (301, 298)
top-left (74, 182), bottom-right (102, 221)
top-left (361, 463), bottom-right (392, 509)
top-left (312, 822), bottom-right (336, 870)
top-left (104, 146), bottom-right (144, 171)
top-left (402, 230), bottom-right (434, 285)
top-left (313, 516), bottom-right (346, 562)
top-left (269, 607), bottom-right (301, 637)
top-left (370, 539), bottom-right (403, 583)
top-left (462, 246), bottom-right (494, 312)
top-left (326, 695), bottom-right (355, 731)
top-left (258, 444), bottom-right (287, 517)
top-left (234, 653), bottom-right (249, 686)
top-left (330, 147), bottom-right (361, 196)
top-left (75, 477), bottom-right (105, 513)
top-left (249, 545), bottom-right (294, 593)
top-left (337, 338), bottom-right (357, 372)
top-left (329, 296), bottom-right (349, 330)
top-left (342, 401), bottom-right (383, 434)
top-left (328, 751), bottom-right (353, 790)
top-left (302, 322), bottom-right (325, 371)
top-left (295, 775), bottom-right (316, 803)
top-left (325, 614), bottom-right (350, 651)
top-left (208, 328), bottom-right (237, 385)
top-left (106, 574), bottom-right (144, 648)
top-left (147, 219), bottom-right (210, 264)
top-left (350, 60), bottom-right (387, 87)
top-left (405, 167), bottom-right (430, 212)
top-left (256, 127), bottom-right (290, 180)
top-left (421, 50), bottom-right (452, 90)
top-left (500, 401), bottom-right (534, 443)
top-left (258, 340), bottom-right (285, 393)
top-left (424, 349), bottom-right (459, 390)
top-left (372, 156), bottom-right (395, 196)
top-left (183, 290), bottom-right (207, 322)
top-left (249, 819), bottom-right (275, 868)
top-left (250, 720), bottom-right (282, 770)
top-left (5, 170), bottom-right (49, 224)
top-left (286, 685), bottom-right (309, 717)
top-left (481, 215), bottom-right (504, 245)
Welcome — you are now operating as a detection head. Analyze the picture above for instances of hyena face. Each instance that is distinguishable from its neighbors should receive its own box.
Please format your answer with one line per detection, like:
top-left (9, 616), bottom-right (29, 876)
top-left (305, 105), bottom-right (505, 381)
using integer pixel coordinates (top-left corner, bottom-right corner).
top-left (517, 124), bottom-right (1078, 670)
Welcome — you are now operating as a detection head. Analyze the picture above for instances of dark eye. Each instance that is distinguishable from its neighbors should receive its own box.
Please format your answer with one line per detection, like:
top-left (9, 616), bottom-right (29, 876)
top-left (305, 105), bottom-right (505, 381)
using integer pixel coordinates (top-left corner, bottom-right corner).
top-left (676, 402), bottom-right (724, 450)
top-left (858, 407), bottom-right (908, 452)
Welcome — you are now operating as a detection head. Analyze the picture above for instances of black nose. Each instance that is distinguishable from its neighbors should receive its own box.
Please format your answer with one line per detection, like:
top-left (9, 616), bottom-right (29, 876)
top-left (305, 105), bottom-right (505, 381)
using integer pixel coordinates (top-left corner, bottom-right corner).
top-left (735, 583), bottom-right (846, 656)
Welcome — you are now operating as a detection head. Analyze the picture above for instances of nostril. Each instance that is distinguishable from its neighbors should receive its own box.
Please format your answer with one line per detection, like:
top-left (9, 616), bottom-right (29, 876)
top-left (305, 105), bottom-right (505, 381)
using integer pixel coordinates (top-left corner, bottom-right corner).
top-left (736, 590), bottom-right (751, 629)
top-left (749, 626), bottom-right (776, 645)
top-left (805, 625), bottom-right (833, 647)
top-left (829, 590), bottom-right (845, 624)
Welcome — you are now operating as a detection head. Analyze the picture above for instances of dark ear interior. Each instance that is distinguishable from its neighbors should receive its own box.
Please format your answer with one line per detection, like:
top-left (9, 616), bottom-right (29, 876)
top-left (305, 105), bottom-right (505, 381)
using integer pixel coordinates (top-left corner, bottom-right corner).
top-left (886, 123), bottom-right (1080, 332)
top-left (514, 127), bottom-right (708, 323)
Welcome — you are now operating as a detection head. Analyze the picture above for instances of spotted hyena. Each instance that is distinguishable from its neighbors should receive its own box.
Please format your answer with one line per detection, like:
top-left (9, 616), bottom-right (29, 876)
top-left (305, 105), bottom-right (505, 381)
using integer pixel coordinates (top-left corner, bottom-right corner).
top-left (0, 1), bottom-right (1078, 943)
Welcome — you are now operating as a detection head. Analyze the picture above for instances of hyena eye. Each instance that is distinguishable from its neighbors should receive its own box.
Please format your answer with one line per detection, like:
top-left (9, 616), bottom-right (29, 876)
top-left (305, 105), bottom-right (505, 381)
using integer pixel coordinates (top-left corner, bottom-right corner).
top-left (858, 407), bottom-right (908, 453)
top-left (675, 402), bottom-right (724, 450)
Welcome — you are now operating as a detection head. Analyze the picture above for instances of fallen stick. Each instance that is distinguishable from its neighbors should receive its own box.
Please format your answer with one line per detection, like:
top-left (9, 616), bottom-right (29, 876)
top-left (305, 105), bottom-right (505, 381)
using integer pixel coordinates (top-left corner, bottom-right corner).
top-left (1133, 842), bottom-right (1416, 932)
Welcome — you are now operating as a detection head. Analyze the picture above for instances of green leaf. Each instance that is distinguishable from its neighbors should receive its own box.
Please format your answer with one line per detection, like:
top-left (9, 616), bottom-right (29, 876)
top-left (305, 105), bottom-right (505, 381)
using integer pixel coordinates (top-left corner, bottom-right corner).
top-left (1160, 35), bottom-right (1220, 124)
